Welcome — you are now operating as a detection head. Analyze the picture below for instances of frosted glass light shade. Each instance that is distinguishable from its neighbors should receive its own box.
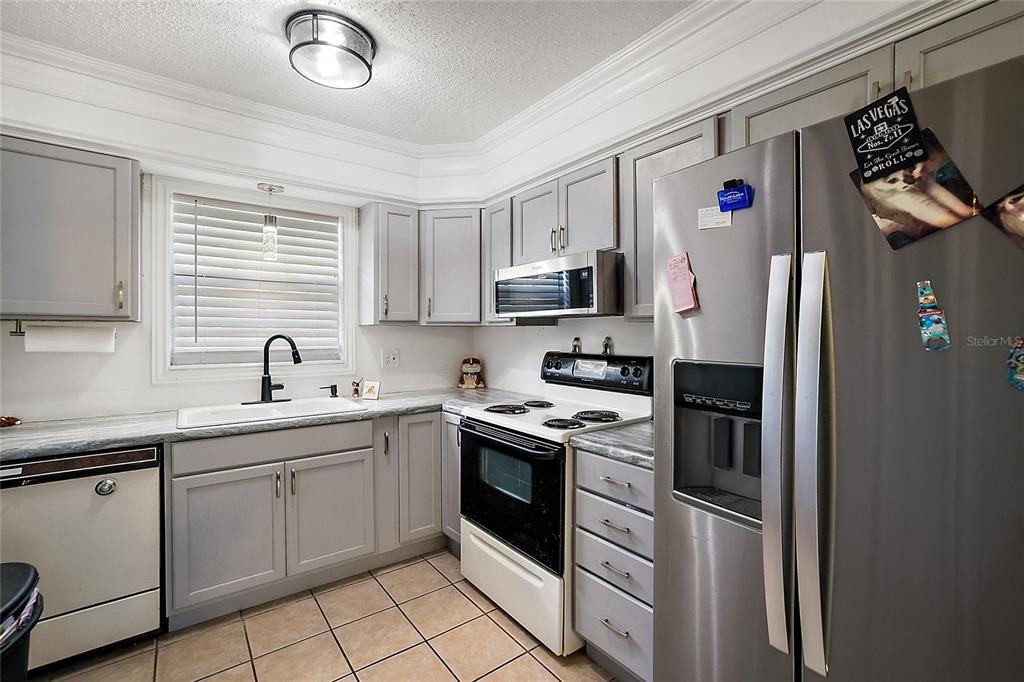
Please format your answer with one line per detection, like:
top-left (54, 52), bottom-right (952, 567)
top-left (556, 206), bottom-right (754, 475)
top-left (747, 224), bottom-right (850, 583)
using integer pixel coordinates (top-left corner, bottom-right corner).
top-left (286, 11), bottom-right (375, 89)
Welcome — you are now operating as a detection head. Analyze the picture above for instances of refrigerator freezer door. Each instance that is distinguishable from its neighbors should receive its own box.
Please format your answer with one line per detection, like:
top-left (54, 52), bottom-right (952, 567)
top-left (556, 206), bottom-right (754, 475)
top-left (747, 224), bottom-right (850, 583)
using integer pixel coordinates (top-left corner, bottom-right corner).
top-left (653, 134), bottom-right (796, 682)
top-left (798, 55), bottom-right (1024, 682)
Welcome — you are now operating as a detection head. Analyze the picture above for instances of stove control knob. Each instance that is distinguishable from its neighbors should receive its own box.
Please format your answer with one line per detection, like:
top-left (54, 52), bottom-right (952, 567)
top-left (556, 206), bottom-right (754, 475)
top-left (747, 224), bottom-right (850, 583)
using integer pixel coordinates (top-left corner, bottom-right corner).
top-left (554, 360), bottom-right (562, 370)
top-left (545, 360), bottom-right (553, 369)
top-left (619, 366), bottom-right (630, 377)
top-left (632, 366), bottom-right (644, 378)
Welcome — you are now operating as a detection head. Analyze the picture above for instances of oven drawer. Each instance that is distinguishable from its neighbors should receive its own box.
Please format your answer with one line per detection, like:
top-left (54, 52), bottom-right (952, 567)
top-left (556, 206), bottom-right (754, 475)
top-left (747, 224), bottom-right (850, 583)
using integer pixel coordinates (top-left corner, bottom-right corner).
top-left (574, 567), bottom-right (653, 681)
top-left (575, 489), bottom-right (654, 560)
top-left (576, 451), bottom-right (654, 512)
top-left (574, 528), bottom-right (653, 605)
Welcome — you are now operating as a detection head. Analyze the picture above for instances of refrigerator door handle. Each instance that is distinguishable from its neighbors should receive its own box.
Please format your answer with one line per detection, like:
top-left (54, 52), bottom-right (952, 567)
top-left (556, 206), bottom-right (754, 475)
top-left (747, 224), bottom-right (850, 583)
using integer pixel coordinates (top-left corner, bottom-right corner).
top-left (795, 250), bottom-right (832, 676)
top-left (761, 253), bottom-right (792, 655)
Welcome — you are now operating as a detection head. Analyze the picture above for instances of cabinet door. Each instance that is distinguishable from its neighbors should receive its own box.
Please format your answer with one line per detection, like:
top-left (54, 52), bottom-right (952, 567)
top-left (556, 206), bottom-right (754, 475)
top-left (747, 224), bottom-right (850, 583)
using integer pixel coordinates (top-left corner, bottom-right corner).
top-left (421, 209), bottom-right (481, 324)
top-left (171, 462), bottom-right (285, 609)
top-left (895, 2), bottom-right (1024, 91)
top-left (1, 136), bottom-right (139, 320)
top-left (285, 449), bottom-right (375, 575)
top-left (374, 417), bottom-right (400, 553)
top-left (481, 199), bottom-right (513, 324)
top-left (378, 203), bottom-right (419, 322)
top-left (398, 412), bottom-right (443, 543)
top-left (441, 414), bottom-right (462, 542)
top-left (730, 45), bottom-right (894, 150)
top-left (558, 157), bottom-right (617, 255)
top-left (512, 180), bottom-right (558, 265)
top-left (618, 119), bottom-right (716, 319)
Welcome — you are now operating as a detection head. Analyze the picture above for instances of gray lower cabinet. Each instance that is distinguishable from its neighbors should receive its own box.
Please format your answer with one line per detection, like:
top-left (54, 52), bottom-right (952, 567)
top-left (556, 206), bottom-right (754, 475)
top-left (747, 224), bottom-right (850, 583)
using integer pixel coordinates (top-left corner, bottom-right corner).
top-left (481, 198), bottom-right (513, 324)
top-left (617, 119), bottom-right (716, 318)
top-left (894, 1), bottom-right (1024, 91)
top-left (285, 449), bottom-right (375, 575)
top-left (558, 157), bottom-right (617, 256)
top-left (398, 412), bottom-right (443, 543)
top-left (171, 462), bottom-right (285, 609)
top-left (441, 413), bottom-right (462, 542)
top-left (374, 417), bottom-right (400, 553)
top-left (729, 45), bottom-right (894, 150)
top-left (359, 202), bottom-right (419, 324)
top-left (420, 208), bottom-right (481, 324)
top-left (512, 180), bottom-right (559, 265)
top-left (1, 135), bottom-right (140, 320)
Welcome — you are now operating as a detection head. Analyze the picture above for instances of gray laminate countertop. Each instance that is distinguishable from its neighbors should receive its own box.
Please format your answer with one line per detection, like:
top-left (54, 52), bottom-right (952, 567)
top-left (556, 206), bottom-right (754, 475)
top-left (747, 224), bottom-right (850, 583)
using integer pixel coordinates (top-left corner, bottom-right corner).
top-left (0, 387), bottom-right (532, 464)
top-left (570, 420), bottom-right (655, 470)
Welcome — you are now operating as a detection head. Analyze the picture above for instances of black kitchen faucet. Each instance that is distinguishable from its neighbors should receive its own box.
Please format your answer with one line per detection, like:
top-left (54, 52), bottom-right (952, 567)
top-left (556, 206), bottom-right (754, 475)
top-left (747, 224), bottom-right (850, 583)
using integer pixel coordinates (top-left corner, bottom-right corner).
top-left (243, 334), bottom-right (302, 404)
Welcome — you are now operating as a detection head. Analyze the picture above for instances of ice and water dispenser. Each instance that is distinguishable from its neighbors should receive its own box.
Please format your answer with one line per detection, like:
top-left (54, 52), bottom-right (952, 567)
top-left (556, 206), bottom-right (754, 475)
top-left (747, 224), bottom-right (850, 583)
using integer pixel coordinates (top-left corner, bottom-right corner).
top-left (673, 361), bottom-right (763, 521)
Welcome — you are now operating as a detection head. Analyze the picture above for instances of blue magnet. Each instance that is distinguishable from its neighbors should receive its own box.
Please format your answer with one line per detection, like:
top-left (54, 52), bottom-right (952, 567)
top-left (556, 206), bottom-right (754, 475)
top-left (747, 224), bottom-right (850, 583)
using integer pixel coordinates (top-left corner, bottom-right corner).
top-left (718, 179), bottom-right (754, 212)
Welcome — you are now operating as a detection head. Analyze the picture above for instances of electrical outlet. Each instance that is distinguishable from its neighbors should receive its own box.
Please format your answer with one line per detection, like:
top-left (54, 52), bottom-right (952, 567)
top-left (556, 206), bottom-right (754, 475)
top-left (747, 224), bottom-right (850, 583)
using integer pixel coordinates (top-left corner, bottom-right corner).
top-left (381, 348), bottom-right (400, 368)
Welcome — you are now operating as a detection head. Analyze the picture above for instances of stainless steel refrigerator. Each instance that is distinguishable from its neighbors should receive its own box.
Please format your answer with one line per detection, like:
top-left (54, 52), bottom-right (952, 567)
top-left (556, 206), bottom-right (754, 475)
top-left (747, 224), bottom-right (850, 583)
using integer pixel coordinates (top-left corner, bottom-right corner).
top-left (653, 55), bottom-right (1024, 682)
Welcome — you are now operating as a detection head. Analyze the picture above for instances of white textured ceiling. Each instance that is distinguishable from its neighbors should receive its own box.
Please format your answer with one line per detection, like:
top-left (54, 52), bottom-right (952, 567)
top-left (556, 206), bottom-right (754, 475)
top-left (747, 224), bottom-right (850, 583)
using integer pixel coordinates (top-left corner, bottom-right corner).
top-left (0, 1), bottom-right (689, 144)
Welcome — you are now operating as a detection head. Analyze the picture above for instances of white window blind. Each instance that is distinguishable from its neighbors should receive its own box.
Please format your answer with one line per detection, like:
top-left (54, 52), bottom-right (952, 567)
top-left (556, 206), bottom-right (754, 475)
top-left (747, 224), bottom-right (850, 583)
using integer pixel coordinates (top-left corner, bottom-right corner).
top-left (171, 193), bottom-right (343, 366)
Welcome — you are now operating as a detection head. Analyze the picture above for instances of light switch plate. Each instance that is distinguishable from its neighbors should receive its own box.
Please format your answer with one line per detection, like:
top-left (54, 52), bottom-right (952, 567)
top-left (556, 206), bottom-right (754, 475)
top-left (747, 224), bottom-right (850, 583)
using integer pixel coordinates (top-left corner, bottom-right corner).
top-left (381, 348), bottom-right (400, 368)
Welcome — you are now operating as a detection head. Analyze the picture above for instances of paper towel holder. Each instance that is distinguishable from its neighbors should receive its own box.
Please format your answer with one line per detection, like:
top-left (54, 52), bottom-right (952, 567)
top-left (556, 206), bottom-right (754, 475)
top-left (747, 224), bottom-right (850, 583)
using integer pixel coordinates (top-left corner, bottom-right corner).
top-left (9, 320), bottom-right (25, 337)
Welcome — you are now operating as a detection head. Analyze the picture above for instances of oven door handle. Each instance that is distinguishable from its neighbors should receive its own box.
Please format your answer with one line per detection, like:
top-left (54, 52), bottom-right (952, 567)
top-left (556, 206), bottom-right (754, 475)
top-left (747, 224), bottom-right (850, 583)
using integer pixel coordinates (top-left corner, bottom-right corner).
top-left (459, 424), bottom-right (560, 461)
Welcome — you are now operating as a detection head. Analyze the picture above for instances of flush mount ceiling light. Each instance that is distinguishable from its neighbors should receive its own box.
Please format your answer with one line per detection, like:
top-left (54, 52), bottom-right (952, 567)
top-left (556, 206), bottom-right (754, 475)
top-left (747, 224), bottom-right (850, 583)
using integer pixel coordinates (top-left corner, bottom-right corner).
top-left (286, 10), bottom-right (376, 89)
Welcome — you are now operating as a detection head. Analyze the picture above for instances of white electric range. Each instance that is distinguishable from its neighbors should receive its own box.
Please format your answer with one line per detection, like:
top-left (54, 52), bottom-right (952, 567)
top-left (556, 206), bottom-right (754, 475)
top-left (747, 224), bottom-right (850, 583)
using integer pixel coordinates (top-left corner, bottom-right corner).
top-left (458, 351), bottom-right (653, 656)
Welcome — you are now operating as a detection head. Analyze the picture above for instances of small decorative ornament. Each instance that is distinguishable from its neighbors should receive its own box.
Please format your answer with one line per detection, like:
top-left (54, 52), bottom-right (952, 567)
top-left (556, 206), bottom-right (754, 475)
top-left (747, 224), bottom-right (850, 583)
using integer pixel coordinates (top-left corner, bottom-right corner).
top-left (458, 357), bottom-right (485, 389)
top-left (363, 380), bottom-right (382, 400)
top-left (351, 377), bottom-right (363, 399)
top-left (1008, 337), bottom-right (1024, 392)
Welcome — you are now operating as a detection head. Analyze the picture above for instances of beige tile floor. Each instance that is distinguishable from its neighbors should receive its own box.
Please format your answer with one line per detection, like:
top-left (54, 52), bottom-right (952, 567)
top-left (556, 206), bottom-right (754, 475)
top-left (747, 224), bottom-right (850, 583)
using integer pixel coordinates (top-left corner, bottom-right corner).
top-left (34, 552), bottom-right (614, 682)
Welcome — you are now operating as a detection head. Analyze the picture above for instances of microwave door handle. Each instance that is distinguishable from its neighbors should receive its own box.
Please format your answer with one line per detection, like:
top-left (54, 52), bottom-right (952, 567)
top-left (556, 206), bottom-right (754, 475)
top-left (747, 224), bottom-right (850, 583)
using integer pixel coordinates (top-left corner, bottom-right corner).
top-left (761, 253), bottom-right (792, 655)
top-left (795, 250), bottom-right (832, 677)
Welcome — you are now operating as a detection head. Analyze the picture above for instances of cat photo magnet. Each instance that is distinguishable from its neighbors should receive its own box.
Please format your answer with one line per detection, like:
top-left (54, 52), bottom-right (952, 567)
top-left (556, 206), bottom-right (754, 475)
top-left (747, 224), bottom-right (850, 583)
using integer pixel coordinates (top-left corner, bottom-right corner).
top-left (980, 184), bottom-right (1024, 251)
top-left (849, 129), bottom-right (979, 250)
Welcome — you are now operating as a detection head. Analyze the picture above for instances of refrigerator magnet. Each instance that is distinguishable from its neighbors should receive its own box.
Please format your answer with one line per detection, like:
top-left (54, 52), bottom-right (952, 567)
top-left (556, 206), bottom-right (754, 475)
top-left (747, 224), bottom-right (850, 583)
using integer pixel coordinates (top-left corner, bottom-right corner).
top-left (1008, 337), bottom-right (1024, 391)
top-left (850, 129), bottom-right (979, 250)
top-left (980, 184), bottom-right (1024, 251)
top-left (917, 280), bottom-right (951, 351)
top-left (717, 179), bottom-right (754, 212)
top-left (845, 86), bottom-right (925, 182)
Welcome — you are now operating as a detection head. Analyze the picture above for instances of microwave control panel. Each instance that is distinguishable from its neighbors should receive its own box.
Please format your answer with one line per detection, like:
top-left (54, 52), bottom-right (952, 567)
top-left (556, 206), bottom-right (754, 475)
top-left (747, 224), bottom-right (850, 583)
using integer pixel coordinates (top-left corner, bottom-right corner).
top-left (540, 351), bottom-right (653, 395)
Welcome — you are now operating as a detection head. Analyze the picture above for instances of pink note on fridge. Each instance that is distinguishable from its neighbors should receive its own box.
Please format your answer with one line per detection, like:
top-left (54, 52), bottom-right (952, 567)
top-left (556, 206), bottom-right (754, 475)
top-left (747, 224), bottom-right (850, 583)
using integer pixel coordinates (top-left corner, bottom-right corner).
top-left (668, 252), bottom-right (699, 313)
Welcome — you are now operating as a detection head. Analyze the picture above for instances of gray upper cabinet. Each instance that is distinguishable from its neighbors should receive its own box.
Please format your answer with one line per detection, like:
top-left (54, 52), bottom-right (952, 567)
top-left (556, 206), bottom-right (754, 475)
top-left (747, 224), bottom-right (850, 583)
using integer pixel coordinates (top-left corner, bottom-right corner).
top-left (358, 202), bottom-right (419, 324)
top-left (420, 208), bottom-right (481, 324)
top-left (1, 136), bottom-right (140, 321)
top-left (511, 180), bottom-right (558, 265)
top-left (558, 157), bottom-right (617, 256)
top-left (618, 119), bottom-right (716, 319)
top-left (481, 198), bottom-right (513, 324)
top-left (729, 45), bottom-right (894, 150)
top-left (171, 462), bottom-right (285, 609)
top-left (441, 413), bottom-right (462, 542)
top-left (398, 412), bottom-right (443, 544)
top-left (894, 1), bottom-right (1024, 91)
top-left (285, 449), bottom-right (375, 575)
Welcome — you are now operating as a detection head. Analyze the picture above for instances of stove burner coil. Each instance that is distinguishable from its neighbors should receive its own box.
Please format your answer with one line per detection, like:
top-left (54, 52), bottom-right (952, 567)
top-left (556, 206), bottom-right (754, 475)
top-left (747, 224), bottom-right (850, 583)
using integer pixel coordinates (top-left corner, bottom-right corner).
top-left (485, 404), bottom-right (529, 414)
top-left (543, 418), bottom-right (587, 430)
top-left (523, 400), bottom-right (555, 408)
top-left (573, 410), bottom-right (622, 422)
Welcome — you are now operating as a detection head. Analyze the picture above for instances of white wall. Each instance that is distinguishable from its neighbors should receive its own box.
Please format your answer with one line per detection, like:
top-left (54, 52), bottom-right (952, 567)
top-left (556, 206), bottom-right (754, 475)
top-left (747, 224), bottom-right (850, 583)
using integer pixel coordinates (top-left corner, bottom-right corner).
top-left (472, 319), bottom-right (652, 396)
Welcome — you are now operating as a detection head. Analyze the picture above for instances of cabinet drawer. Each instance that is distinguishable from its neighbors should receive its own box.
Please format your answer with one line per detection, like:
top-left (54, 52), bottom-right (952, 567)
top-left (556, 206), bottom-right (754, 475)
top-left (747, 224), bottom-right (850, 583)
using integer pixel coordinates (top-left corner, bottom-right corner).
top-left (574, 567), bottom-right (653, 681)
top-left (576, 451), bottom-right (654, 512)
top-left (575, 489), bottom-right (653, 560)
top-left (575, 528), bottom-right (653, 605)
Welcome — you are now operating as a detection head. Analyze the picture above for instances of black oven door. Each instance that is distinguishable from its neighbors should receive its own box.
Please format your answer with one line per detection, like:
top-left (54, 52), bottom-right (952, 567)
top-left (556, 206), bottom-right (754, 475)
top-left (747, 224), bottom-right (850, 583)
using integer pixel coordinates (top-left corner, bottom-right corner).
top-left (459, 419), bottom-right (565, 575)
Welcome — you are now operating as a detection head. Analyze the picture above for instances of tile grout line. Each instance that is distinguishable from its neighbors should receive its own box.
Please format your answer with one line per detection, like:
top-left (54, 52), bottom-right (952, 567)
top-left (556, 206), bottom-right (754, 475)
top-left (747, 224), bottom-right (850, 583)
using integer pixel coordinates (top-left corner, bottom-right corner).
top-left (394, 589), bottom-right (470, 682)
top-left (310, 588), bottom-right (357, 680)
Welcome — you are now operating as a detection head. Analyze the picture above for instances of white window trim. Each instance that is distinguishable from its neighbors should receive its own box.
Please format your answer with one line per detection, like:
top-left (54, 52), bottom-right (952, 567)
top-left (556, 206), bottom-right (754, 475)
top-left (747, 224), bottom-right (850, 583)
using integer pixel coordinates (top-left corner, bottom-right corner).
top-left (150, 175), bottom-right (358, 384)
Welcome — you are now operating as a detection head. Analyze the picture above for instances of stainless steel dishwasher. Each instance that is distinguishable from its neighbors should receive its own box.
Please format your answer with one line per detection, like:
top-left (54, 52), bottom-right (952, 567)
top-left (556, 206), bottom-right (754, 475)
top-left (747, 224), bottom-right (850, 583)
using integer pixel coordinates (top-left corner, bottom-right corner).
top-left (0, 447), bottom-right (161, 670)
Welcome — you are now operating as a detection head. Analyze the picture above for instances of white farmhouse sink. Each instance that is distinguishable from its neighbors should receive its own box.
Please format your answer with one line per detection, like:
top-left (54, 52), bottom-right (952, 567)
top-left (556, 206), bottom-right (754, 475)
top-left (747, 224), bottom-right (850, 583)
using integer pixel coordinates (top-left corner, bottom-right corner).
top-left (177, 396), bottom-right (367, 429)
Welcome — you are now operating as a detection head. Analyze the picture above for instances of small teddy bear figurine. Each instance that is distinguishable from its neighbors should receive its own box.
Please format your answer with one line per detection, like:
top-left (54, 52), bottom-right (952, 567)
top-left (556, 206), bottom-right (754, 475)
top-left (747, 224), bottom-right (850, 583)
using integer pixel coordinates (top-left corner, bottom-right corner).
top-left (351, 378), bottom-right (363, 398)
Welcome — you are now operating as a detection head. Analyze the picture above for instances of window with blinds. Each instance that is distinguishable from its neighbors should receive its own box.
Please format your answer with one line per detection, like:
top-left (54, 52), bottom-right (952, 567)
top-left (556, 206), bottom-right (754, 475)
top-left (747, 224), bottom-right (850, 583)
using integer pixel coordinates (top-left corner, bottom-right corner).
top-left (171, 193), bottom-right (343, 366)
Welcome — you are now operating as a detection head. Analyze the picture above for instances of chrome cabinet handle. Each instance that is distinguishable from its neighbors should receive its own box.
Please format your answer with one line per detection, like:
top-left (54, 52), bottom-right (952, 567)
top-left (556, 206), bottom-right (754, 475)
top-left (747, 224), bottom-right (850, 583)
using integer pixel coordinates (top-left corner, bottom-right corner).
top-left (870, 80), bottom-right (880, 99)
top-left (550, 228), bottom-right (556, 252)
top-left (95, 478), bottom-right (117, 496)
top-left (427, 297), bottom-right (432, 318)
top-left (383, 294), bottom-right (389, 317)
top-left (600, 618), bottom-right (630, 639)
top-left (457, 429), bottom-right (461, 447)
top-left (599, 518), bottom-right (630, 534)
top-left (116, 281), bottom-right (125, 309)
top-left (290, 468), bottom-right (296, 495)
top-left (903, 69), bottom-right (913, 89)
top-left (600, 560), bottom-right (630, 579)
top-left (761, 253), bottom-right (792, 655)
top-left (559, 225), bottom-right (566, 250)
top-left (599, 475), bottom-right (631, 488)
top-left (275, 471), bottom-right (282, 498)
top-left (384, 431), bottom-right (390, 456)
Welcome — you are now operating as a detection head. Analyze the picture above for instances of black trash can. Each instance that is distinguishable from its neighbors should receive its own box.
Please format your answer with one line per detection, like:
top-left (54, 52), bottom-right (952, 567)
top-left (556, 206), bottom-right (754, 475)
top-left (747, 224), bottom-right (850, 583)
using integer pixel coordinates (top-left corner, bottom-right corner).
top-left (1, 563), bottom-right (44, 682)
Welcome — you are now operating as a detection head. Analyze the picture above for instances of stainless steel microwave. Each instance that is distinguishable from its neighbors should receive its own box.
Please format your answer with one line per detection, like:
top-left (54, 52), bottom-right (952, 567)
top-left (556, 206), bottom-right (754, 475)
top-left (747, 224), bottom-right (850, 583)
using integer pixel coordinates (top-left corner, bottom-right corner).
top-left (493, 251), bottom-right (622, 318)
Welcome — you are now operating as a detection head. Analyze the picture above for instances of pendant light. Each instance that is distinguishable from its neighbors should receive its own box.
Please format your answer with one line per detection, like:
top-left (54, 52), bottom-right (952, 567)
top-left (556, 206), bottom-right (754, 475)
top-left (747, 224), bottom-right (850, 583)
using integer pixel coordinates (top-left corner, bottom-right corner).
top-left (258, 183), bottom-right (284, 261)
top-left (286, 11), bottom-right (376, 89)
